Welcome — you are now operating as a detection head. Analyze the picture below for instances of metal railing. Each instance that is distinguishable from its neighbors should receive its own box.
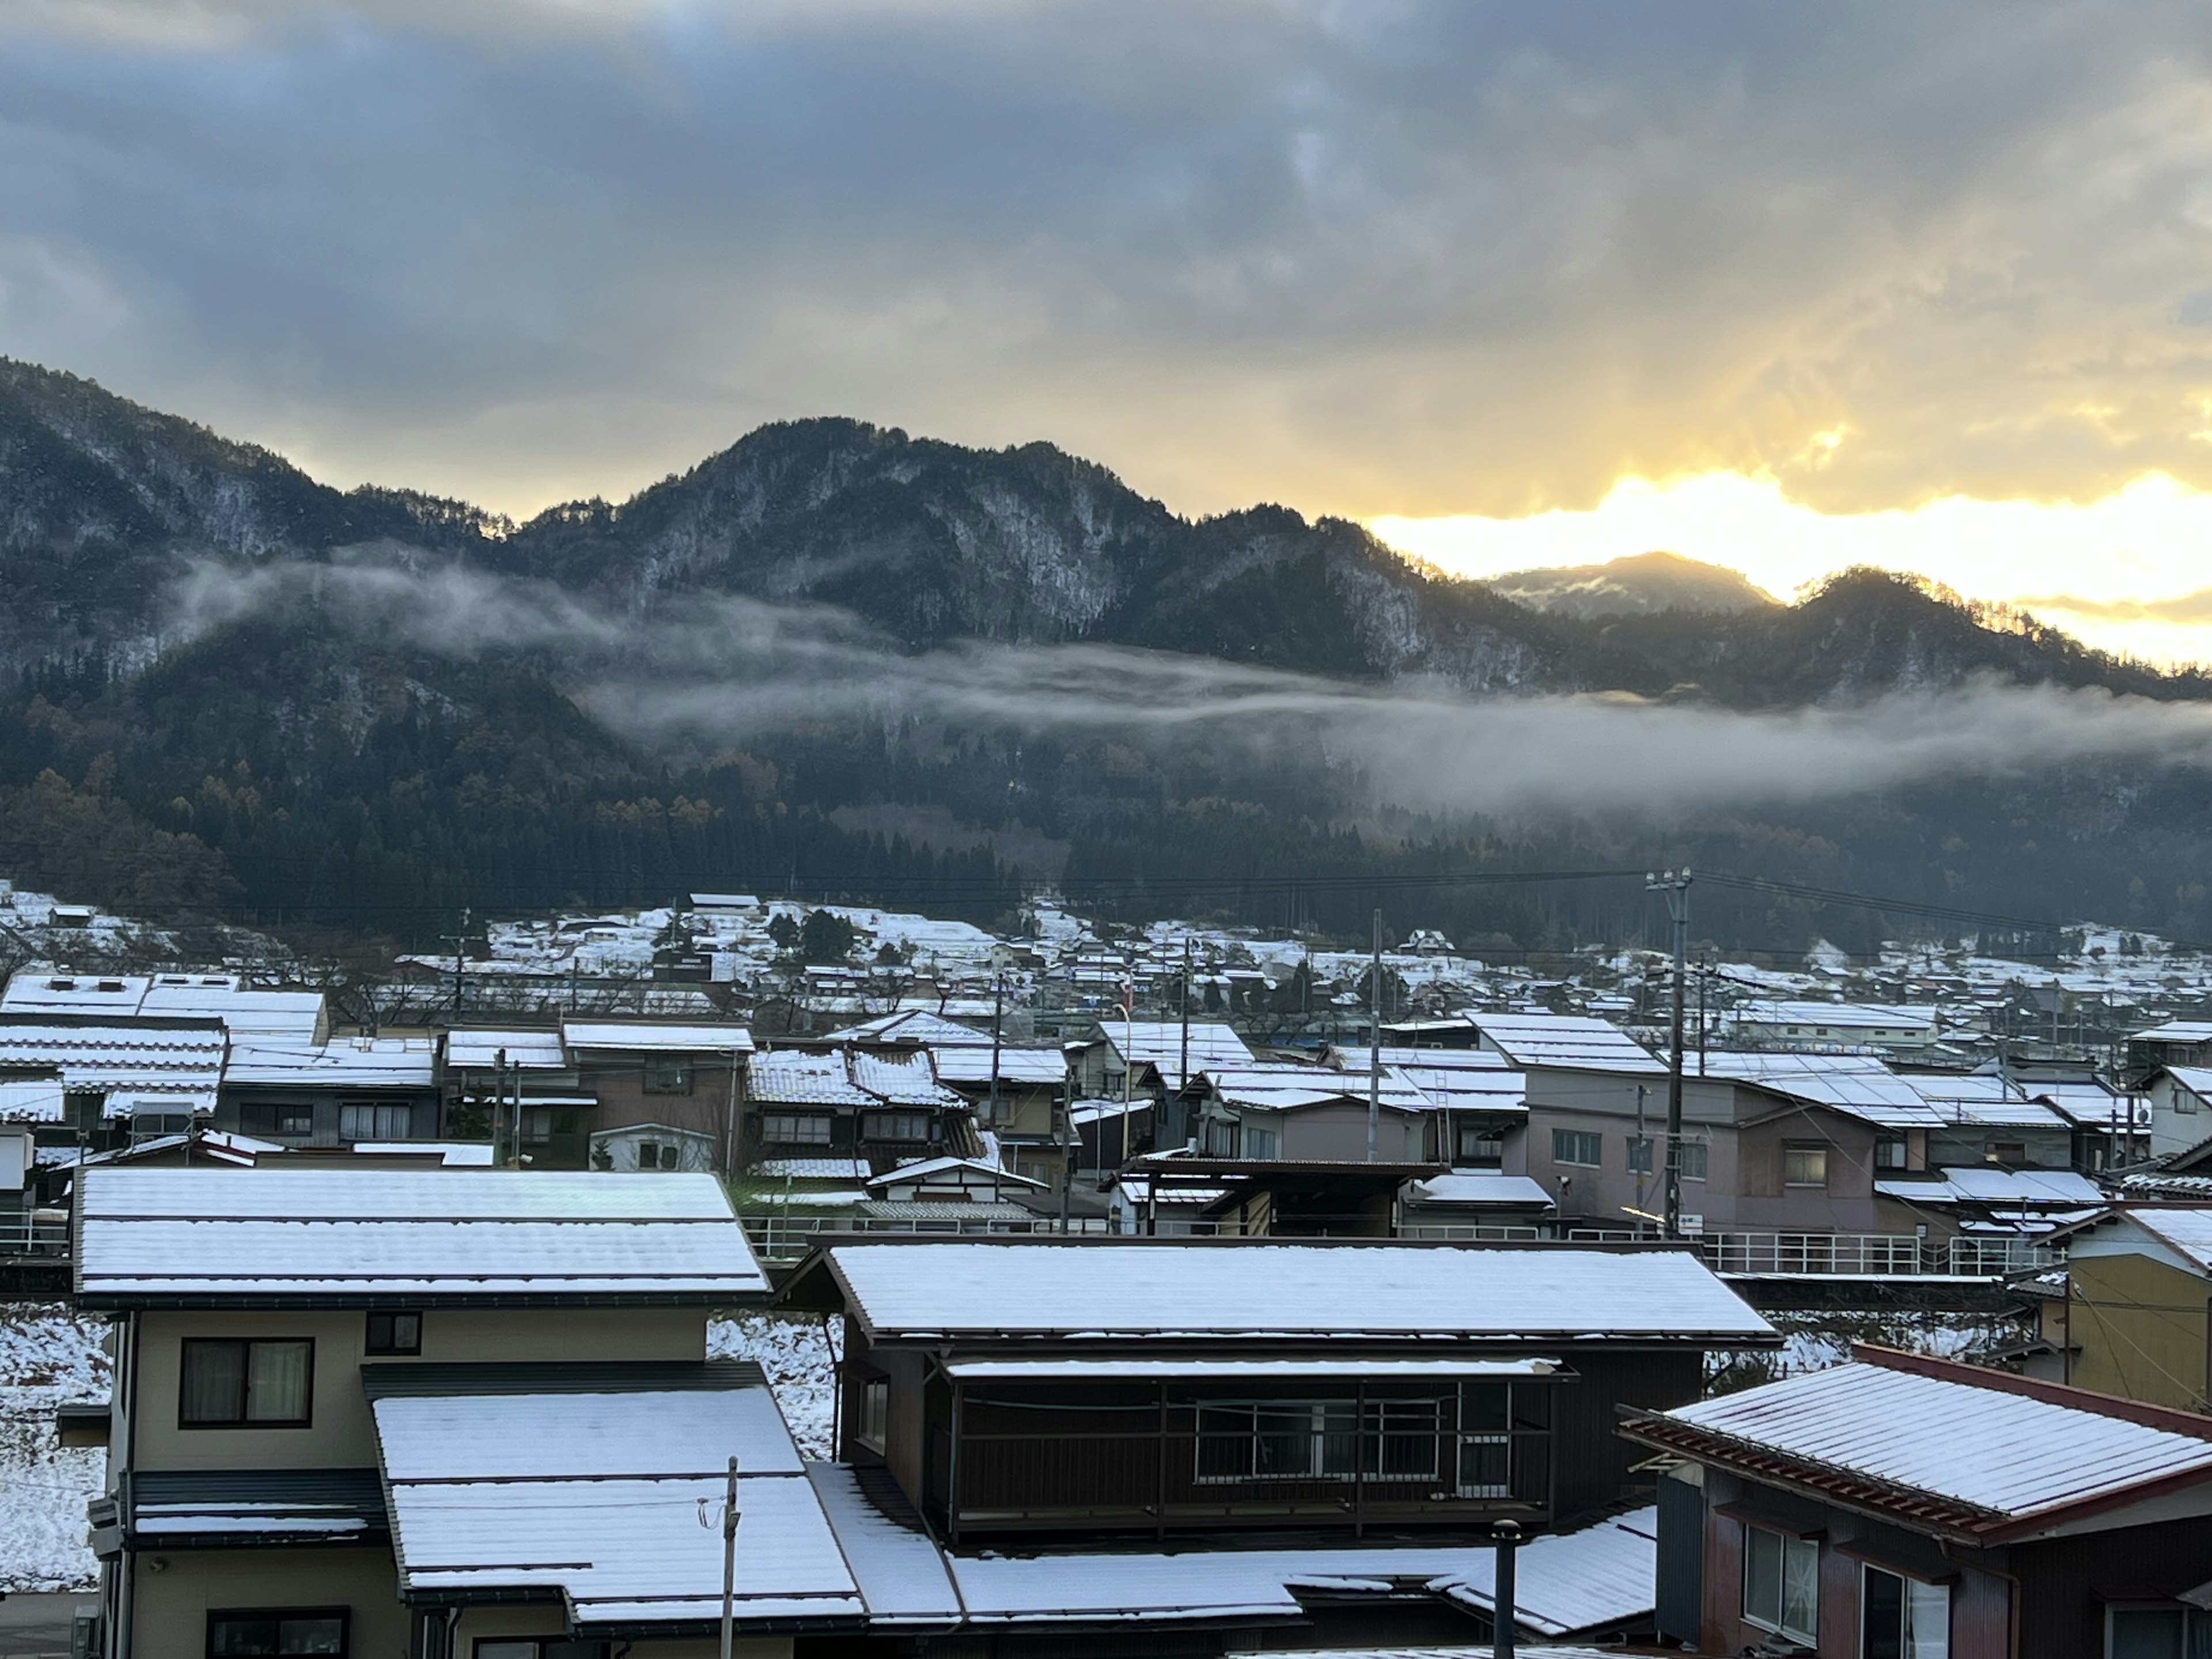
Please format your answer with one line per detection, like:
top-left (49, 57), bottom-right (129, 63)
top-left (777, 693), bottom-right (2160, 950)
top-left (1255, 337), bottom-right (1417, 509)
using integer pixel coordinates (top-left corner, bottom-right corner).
top-left (0, 1216), bottom-right (70, 1257)
top-left (1485, 1224), bottom-right (2058, 1278)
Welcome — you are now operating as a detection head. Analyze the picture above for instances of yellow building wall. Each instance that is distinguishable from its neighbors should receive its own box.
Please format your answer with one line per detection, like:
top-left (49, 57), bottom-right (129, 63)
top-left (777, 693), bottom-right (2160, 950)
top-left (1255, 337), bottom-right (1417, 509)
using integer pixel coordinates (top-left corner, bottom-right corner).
top-left (128, 1547), bottom-right (408, 1659)
top-left (2070, 1252), bottom-right (2211, 1411)
top-left (134, 1306), bottom-right (710, 1470)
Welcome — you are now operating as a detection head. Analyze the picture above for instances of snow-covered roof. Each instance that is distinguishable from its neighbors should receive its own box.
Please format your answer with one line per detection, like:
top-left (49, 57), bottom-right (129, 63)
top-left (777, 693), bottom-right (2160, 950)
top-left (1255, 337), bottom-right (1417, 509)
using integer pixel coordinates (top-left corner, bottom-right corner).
top-left (1706, 1053), bottom-right (2071, 1130)
top-left (0, 1076), bottom-right (65, 1122)
top-left (1201, 1062), bottom-right (1434, 1116)
top-left (1405, 1172), bottom-right (1555, 1210)
top-left (850, 1048), bottom-right (964, 1107)
top-left (2161, 1065), bottom-right (2212, 1100)
top-left (865, 1156), bottom-right (1046, 1192)
top-left (560, 1021), bottom-right (753, 1054)
top-left (1103, 1021), bottom-right (1256, 1089)
top-left (0, 1016), bottom-right (226, 1116)
top-left (940, 1357), bottom-right (1562, 1381)
top-left (755, 1156), bottom-right (873, 1181)
top-left (2097, 1207), bottom-right (2212, 1274)
top-left (1876, 1168), bottom-right (2104, 1207)
top-left (1734, 1000), bottom-right (1937, 1031)
top-left (1466, 1013), bottom-right (1661, 1075)
top-left (1644, 1351), bottom-right (2212, 1533)
top-left (139, 984), bottom-right (326, 1041)
top-left (77, 1169), bottom-right (767, 1305)
top-left (2134, 1021), bottom-right (2212, 1043)
top-left (815, 1241), bottom-right (1776, 1345)
top-left (222, 1035), bottom-right (437, 1089)
top-left (930, 1048), bottom-right (1068, 1087)
top-left (824, 1010), bottom-right (994, 1046)
top-left (749, 1049), bottom-right (878, 1107)
top-left (350, 1141), bottom-right (495, 1166)
top-left (444, 1028), bottom-right (569, 1070)
top-left (370, 1362), bottom-right (860, 1630)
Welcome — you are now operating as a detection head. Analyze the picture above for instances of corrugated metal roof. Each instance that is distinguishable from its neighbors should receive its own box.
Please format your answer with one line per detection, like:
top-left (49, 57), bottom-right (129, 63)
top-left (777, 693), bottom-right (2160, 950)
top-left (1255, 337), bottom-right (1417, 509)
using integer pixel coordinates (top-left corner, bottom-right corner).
top-left (445, 1028), bottom-right (569, 1069)
top-left (2121, 1207), bottom-right (2212, 1272)
top-left (930, 1048), bottom-right (1067, 1086)
top-left (1104, 1021), bottom-right (1256, 1089)
top-left (824, 1241), bottom-right (1777, 1344)
top-left (941, 1357), bottom-right (1561, 1380)
top-left (1467, 1014), bottom-right (1662, 1076)
top-left (224, 1036), bottom-right (436, 1088)
top-left (77, 1169), bottom-right (767, 1302)
top-left (561, 1021), bottom-right (753, 1053)
top-left (1876, 1167), bottom-right (2102, 1206)
top-left (1201, 1062), bottom-right (1434, 1115)
top-left (1406, 1173), bottom-right (1554, 1209)
top-left (1668, 1358), bottom-right (2212, 1521)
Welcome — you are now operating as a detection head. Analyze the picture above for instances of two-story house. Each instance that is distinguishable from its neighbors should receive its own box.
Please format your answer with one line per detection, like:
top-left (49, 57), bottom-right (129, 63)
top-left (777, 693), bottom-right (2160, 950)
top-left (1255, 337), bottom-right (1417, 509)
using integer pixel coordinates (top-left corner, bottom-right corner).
top-left (785, 1236), bottom-right (1777, 1549)
top-left (75, 1166), bottom-right (871, 1658)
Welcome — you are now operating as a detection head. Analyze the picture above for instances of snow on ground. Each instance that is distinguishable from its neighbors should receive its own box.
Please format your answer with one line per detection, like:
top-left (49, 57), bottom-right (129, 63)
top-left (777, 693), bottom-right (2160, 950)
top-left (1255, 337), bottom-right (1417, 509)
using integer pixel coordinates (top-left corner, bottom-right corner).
top-left (1706, 1308), bottom-right (2026, 1397)
top-left (0, 1302), bottom-right (108, 1592)
top-left (711, 1312), bottom-right (841, 1461)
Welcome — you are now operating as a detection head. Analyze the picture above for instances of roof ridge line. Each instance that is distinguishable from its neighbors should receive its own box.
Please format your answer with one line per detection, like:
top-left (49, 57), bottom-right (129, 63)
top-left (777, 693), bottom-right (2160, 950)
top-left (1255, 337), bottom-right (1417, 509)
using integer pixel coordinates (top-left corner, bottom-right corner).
top-left (1851, 1344), bottom-right (2212, 1440)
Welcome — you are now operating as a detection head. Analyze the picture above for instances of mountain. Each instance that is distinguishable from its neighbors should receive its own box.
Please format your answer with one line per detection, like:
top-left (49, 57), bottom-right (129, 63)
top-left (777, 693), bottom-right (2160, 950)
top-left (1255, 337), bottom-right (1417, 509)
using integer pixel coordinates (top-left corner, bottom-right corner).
top-left (2, 356), bottom-right (2211, 952)
top-left (1486, 551), bottom-right (1776, 619)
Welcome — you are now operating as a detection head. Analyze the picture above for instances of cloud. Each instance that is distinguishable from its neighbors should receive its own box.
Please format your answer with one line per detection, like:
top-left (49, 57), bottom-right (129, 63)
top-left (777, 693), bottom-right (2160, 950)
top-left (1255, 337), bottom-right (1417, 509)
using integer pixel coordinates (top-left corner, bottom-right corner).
top-left (5, 2), bottom-right (2212, 527)
top-left (2017, 588), bottom-right (2212, 623)
top-left (165, 552), bottom-right (2212, 823)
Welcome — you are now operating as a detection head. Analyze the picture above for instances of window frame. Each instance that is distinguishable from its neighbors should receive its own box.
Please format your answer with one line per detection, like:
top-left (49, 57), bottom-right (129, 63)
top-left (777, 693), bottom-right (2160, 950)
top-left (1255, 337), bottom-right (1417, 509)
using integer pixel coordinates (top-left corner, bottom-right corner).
top-left (861, 1110), bottom-right (933, 1143)
top-left (2103, 1602), bottom-right (2211, 1657)
top-left (1626, 1135), bottom-right (1654, 1175)
top-left (760, 1112), bottom-right (834, 1146)
top-left (1551, 1127), bottom-right (1602, 1168)
top-left (240, 1101), bottom-right (315, 1139)
top-left (338, 1100), bottom-right (414, 1142)
top-left (1861, 1562), bottom-right (1950, 1658)
top-left (1742, 1523), bottom-right (1819, 1646)
top-left (856, 1376), bottom-right (890, 1454)
top-left (641, 1059), bottom-right (694, 1096)
top-left (365, 1311), bottom-right (422, 1357)
top-left (1680, 1140), bottom-right (1710, 1181)
top-left (204, 1606), bottom-right (349, 1657)
top-left (179, 1338), bottom-right (316, 1430)
top-left (1782, 1142), bottom-right (1831, 1188)
top-left (469, 1642), bottom-right (610, 1659)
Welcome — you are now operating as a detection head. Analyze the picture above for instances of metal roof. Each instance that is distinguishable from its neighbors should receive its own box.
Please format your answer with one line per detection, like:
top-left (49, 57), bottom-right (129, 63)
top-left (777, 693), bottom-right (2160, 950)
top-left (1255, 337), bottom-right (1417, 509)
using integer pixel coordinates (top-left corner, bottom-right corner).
top-left (1200, 1062), bottom-right (1434, 1115)
top-left (749, 1050), bottom-right (878, 1107)
top-left (850, 1049), bottom-right (964, 1108)
top-left (222, 1035), bottom-right (437, 1089)
top-left (560, 1021), bottom-right (754, 1054)
top-left (940, 1357), bottom-right (1562, 1380)
top-left (816, 1240), bottom-right (1777, 1345)
top-left (1466, 1013), bottom-right (1662, 1075)
top-left (930, 1048), bottom-right (1068, 1086)
top-left (444, 1028), bottom-right (569, 1070)
top-left (371, 1362), bottom-right (861, 1630)
top-left (1655, 1351), bottom-right (2212, 1532)
top-left (1102, 1021), bottom-right (1256, 1089)
top-left (77, 1169), bottom-right (767, 1305)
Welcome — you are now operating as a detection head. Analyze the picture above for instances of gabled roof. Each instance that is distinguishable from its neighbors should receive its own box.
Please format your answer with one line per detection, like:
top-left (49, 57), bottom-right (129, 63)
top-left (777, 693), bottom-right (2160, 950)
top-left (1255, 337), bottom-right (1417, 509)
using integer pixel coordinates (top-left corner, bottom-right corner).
top-left (2074, 1206), bottom-right (2212, 1274)
top-left (751, 1049), bottom-right (878, 1107)
top-left (2134, 1021), bottom-right (2212, 1044)
top-left (224, 1035), bottom-right (437, 1089)
top-left (1465, 1013), bottom-right (1661, 1076)
top-left (0, 1016), bottom-right (226, 1116)
top-left (1623, 1346), bottom-right (2212, 1542)
top-left (444, 1027), bottom-right (569, 1070)
top-left (1705, 1052), bottom-right (2070, 1130)
top-left (824, 1010), bottom-right (993, 1046)
top-left (75, 1169), bottom-right (767, 1306)
top-left (849, 1049), bottom-right (964, 1108)
top-left (865, 1156), bottom-right (1046, 1192)
top-left (797, 1238), bottom-right (1777, 1347)
top-left (1199, 1062), bottom-right (1434, 1116)
top-left (1101, 1021), bottom-right (1256, 1089)
top-left (1875, 1166), bottom-right (2103, 1207)
top-left (929, 1047), bottom-right (1068, 1087)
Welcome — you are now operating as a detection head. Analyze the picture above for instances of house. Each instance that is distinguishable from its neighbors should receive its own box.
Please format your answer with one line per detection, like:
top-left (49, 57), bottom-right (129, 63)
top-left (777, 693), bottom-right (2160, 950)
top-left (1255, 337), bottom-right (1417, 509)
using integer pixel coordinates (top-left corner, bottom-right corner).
top-left (2145, 1065), bottom-right (2212, 1158)
top-left (2055, 1205), bottom-right (2212, 1411)
top-left (438, 1026), bottom-right (584, 1165)
top-left (215, 1035), bottom-right (440, 1149)
top-left (2130, 1019), bottom-right (2212, 1083)
top-left (1112, 1156), bottom-right (1442, 1237)
top-left (1189, 1060), bottom-right (1436, 1162)
top-left (784, 1236), bottom-right (1777, 1551)
top-left (0, 1015), bottom-right (228, 1145)
top-left (560, 1018), bottom-right (753, 1170)
top-left (1, 972), bottom-right (329, 1047)
top-left (1729, 999), bottom-right (1940, 1051)
top-left (1621, 1346), bottom-right (2212, 1657)
top-left (826, 1011), bottom-right (1069, 1184)
top-left (70, 1166), bottom-right (884, 1658)
top-left (1325, 1043), bottom-right (1529, 1168)
top-left (746, 1046), bottom-right (979, 1173)
top-left (1067, 1019), bottom-right (1255, 1105)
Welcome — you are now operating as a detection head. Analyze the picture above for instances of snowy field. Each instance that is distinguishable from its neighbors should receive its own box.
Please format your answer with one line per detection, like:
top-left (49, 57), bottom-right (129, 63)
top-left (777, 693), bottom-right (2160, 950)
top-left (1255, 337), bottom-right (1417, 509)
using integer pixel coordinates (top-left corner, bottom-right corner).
top-left (0, 1302), bottom-right (108, 1592)
top-left (711, 1311), bottom-right (842, 1460)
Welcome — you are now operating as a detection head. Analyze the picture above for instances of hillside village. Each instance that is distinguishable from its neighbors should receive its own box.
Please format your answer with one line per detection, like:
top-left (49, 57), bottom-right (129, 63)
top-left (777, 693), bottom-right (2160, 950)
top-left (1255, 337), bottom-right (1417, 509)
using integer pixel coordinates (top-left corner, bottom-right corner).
top-left (4, 877), bottom-right (2212, 1653)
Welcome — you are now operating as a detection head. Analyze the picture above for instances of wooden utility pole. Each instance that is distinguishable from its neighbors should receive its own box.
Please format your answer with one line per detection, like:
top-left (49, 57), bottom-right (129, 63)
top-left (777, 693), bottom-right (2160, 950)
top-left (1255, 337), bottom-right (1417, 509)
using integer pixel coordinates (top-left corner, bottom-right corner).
top-left (1646, 870), bottom-right (1691, 1237)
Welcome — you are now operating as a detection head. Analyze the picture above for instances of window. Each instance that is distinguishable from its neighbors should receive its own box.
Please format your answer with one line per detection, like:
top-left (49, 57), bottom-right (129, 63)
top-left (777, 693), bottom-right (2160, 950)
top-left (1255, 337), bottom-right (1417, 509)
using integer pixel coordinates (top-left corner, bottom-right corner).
top-left (2106, 1606), bottom-right (2212, 1657)
top-left (132, 1111), bottom-right (192, 1138)
top-left (1744, 1525), bottom-right (1818, 1645)
top-left (1453, 1380), bottom-right (1550, 1499)
top-left (761, 1112), bottom-right (832, 1145)
top-left (180, 1339), bottom-right (313, 1427)
top-left (1987, 1141), bottom-right (2027, 1167)
top-left (1457, 1126), bottom-right (1505, 1167)
top-left (1627, 1135), bottom-right (1654, 1175)
top-left (240, 1102), bottom-right (314, 1139)
top-left (1241, 1123), bottom-right (1281, 1159)
top-left (1680, 1141), bottom-right (1709, 1181)
top-left (636, 1139), bottom-right (684, 1170)
top-left (1862, 1565), bottom-right (1949, 1658)
top-left (207, 1611), bottom-right (347, 1656)
top-left (365, 1312), bottom-right (421, 1356)
top-left (472, 1644), bottom-right (608, 1659)
top-left (1874, 1135), bottom-right (1910, 1170)
top-left (1196, 1400), bottom-right (1435, 1483)
top-left (338, 1101), bottom-right (412, 1141)
top-left (856, 1377), bottom-right (889, 1453)
top-left (642, 1060), bottom-right (693, 1095)
top-left (862, 1111), bottom-right (932, 1142)
top-left (1783, 1143), bottom-right (1830, 1187)
top-left (1552, 1128), bottom-right (1602, 1167)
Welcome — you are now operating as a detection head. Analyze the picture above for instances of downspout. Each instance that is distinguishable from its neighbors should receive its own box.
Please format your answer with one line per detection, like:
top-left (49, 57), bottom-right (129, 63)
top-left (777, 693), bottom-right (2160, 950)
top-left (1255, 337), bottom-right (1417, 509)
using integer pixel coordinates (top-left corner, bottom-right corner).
top-left (116, 1310), bottom-right (139, 1659)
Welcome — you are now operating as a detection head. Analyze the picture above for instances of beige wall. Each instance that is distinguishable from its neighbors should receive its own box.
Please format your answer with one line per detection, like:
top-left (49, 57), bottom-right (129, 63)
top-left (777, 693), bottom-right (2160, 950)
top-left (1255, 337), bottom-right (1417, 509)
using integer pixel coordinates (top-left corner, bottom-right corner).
top-left (127, 1546), bottom-right (408, 1659)
top-left (2070, 1252), bottom-right (2212, 1411)
top-left (134, 1307), bottom-right (711, 1470)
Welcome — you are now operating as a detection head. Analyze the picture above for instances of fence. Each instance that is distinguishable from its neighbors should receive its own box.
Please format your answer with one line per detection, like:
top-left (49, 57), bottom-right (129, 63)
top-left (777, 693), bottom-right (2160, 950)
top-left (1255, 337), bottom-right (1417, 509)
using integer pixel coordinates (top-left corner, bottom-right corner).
top-left (0, 1215), bottom-right (69, 1257)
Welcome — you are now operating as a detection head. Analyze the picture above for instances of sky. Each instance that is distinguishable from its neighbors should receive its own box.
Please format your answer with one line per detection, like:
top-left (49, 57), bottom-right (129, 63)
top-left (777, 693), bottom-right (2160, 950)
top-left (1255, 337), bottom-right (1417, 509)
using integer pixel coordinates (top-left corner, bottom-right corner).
top-left (10, 2), bottom-right (2212, 660)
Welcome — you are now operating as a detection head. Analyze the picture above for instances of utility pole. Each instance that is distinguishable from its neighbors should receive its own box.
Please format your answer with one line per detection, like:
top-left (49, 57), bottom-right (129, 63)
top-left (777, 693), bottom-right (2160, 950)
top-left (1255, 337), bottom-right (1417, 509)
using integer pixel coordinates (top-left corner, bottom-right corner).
top-left (1179, 937), bottom-right (1192, 1105)
top-left (988, 969), bottom-right (1004, 1133)
top-left (445, 907), bottom-right (472, 1020)
top-left (1646, 869), bottom-right (1691, 1237)
top-left (714, 1454), bottom-right (741, 1659)
top-left (1367, 908), bottom-right (1382, 1164)
top-left (1121, 977), bottom-right (1135, 1170)
top-left (494, 1048), bottom-right (508, 1168)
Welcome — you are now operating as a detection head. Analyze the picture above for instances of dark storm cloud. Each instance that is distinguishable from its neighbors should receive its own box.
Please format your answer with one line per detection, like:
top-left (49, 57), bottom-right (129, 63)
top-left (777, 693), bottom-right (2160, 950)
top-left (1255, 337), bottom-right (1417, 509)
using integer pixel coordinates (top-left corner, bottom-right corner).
top-left (6, 2), bottom-right (2212, 518)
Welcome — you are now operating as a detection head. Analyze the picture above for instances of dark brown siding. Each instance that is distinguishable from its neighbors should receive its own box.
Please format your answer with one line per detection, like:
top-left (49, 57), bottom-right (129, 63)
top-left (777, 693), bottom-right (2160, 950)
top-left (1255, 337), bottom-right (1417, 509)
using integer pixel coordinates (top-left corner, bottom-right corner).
top-left (2018, 1514), bottom-right (2212, 1659)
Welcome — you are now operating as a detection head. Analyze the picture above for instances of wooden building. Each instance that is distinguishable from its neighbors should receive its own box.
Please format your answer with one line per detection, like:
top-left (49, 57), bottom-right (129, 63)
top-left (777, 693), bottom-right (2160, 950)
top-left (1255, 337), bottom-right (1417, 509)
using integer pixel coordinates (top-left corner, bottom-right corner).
top-left (783, 1236), bottom-right (1776, 1548)
top-left (1622, 1346), bottom-right (2212, 1657)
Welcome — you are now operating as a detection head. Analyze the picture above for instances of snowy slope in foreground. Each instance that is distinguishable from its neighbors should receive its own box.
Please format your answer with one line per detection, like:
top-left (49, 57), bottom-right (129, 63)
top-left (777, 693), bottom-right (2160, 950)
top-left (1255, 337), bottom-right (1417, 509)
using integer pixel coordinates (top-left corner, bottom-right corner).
top-left (0, 1302), bottom-right (108, 1590)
